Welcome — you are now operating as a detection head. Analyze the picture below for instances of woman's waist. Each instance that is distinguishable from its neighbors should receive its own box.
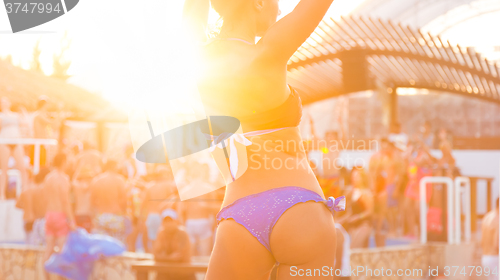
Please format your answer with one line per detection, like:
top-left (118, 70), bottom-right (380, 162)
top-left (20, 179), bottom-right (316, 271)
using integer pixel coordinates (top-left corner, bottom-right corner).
top-left (221, 167), bottom-right (323, 208)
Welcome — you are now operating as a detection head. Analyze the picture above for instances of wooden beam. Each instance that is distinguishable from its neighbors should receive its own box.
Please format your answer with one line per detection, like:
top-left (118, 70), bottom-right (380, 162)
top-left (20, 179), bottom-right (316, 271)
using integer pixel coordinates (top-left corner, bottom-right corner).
top-left (288, 49), bottom-right (500, 85)
top-left (389, 87), bottom-right (398, 127)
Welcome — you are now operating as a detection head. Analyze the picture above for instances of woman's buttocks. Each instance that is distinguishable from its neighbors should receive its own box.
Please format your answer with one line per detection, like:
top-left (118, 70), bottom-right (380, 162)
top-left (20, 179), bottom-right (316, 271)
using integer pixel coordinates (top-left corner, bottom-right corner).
top-left (221, 129), bottom-right (323, 208)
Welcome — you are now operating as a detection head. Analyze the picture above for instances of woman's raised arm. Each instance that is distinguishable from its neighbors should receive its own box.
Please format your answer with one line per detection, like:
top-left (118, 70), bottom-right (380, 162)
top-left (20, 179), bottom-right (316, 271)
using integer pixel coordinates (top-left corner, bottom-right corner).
top-left (260, 0), bottom-right (334, 62)
top-left (182, 0), bottom-right (211, 43)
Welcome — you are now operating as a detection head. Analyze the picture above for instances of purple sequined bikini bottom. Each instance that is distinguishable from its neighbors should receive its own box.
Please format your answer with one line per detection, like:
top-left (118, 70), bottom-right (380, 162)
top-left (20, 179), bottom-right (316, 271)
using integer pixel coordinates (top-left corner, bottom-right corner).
top-left (216, 186), bottom-right (345, 254)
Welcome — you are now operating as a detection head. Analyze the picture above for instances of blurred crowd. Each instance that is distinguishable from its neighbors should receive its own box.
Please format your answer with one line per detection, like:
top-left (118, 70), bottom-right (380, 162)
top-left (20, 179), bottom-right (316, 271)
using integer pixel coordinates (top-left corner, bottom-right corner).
top-left (0, 95), bottom-right (224, 274)
top-left (0, 95), bottom-right (70, 200)
top-left (0, 92), bottom-right (462, 255)
top-left (309, 121), bottom-right (459, 249)
top-left (10, 143), bottom-right (226, 280)
top-left (2, 94), bottom-right (497, 279)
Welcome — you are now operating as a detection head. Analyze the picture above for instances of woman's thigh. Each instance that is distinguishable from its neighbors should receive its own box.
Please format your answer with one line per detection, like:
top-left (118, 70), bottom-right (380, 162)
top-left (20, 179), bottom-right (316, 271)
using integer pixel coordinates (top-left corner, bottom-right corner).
top-left (206, 220), bottom-right (276, 280)
top-left (271, 201), bottom-right (337, 279)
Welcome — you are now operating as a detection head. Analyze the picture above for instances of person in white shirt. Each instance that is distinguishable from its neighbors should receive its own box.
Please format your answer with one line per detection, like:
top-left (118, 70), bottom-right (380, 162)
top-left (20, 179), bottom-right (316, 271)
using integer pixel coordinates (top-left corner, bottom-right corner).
top-left (0, 97), bottom-right (27, 200)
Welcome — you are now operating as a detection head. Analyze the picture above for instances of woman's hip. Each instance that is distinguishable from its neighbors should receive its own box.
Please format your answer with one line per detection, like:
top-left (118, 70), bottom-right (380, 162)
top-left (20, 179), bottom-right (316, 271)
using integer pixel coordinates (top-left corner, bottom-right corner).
top-left (210, 202), bottom-right (336, 280)
top-left (270, 201), bottom-right (336, 264)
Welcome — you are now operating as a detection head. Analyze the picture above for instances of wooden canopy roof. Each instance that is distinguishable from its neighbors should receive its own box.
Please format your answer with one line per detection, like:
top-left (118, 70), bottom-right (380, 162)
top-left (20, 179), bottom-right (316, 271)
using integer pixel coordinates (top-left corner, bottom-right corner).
top-left (0, 59), bottom-right (114, 120)
top-left (287, 16), bottom-right (500, 105)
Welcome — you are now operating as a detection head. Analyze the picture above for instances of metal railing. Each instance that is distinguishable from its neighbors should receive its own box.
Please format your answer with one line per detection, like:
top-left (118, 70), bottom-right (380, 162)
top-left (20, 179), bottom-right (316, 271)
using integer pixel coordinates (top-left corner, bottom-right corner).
top-left (419, 176), bottom-right (455, 244)
top-left (419, 176), bottom-right (473, 244)
top-left (0, 138), bottom-right (58, 174)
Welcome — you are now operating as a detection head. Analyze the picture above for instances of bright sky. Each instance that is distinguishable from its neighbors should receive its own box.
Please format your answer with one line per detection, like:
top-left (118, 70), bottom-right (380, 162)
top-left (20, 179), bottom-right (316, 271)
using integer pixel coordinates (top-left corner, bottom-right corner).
top-left (421, 1), bottom-right (500, 62)
top-left (0, 0), bottom-right (365, 112)
top-left (0, 0), bottom-right (498, 113)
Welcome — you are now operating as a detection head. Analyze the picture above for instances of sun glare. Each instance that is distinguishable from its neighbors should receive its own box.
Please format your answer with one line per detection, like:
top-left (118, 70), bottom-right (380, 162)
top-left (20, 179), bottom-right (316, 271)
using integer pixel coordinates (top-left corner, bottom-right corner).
top-left (97, 0), bottom-right (203, 119)
top-left (0, 0), bottom-right (368, 115)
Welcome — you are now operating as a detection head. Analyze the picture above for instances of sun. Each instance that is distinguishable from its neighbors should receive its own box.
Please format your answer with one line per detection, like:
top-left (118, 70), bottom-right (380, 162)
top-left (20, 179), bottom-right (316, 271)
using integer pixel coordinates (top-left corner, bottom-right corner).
top-left (0, 0), bottom-right (367, 115)
top-left (104, 0), bottom-right (368, 116)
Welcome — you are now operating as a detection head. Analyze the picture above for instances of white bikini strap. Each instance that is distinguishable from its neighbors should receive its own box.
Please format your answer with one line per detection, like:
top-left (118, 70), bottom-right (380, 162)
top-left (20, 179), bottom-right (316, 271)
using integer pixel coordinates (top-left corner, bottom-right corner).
top-left (205, 127), bottom-right (291, 180)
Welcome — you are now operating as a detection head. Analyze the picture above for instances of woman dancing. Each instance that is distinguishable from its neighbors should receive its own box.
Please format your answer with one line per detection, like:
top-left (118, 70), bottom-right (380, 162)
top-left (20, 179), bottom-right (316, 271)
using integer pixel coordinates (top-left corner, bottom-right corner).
top-left (182, 0), bottom-right (343, 279)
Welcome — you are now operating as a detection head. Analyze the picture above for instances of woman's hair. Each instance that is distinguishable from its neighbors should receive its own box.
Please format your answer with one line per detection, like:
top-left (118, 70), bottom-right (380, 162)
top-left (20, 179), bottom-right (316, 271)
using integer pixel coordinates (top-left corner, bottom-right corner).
top-left (208, 0), bottom-right (248, 37)
top-left (210, 0), bottom-right (246, 20)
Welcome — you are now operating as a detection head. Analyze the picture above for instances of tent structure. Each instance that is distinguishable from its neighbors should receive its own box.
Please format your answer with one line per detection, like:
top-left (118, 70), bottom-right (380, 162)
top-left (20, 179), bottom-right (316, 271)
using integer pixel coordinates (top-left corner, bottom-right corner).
top-left (0, 59), bottom-right (128, 152)
top-left (0, 59), bottom-right (109, 119)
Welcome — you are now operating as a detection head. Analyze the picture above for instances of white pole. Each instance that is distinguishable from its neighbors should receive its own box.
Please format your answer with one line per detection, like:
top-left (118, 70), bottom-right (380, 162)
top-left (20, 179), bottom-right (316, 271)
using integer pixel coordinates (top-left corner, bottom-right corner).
top-left (454, 177), bottom-right (471, 243)
top-left (446, 178), bottom-right (454, 244)
top-left (419, 176), bottom-right (454, 244)
top-left (454, 177), bottom-right (462, 243)
top-left (420, 177), bottom-right (427, 244)
top-left (0, 138), bottom-right (58, 145)
top-left (457, 177), bottom-right (472, 243)
top-left (34, 144), bottom-right (40, 175)
top-left (464, 179), bottom-right (471, 243)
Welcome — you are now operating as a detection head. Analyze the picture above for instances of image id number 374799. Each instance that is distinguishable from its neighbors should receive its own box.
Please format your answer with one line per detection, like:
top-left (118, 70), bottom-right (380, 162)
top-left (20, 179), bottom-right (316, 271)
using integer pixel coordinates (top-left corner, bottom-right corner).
top-left (5, 2), bottom-right (62, 14)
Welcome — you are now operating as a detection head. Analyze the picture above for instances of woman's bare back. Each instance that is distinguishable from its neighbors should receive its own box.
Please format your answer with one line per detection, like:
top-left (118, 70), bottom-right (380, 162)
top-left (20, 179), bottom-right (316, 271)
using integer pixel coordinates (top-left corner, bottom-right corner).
top-left (198, 41), bottom-right (322, 206)
top-left (198, 41), bottom-right (290, 117)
